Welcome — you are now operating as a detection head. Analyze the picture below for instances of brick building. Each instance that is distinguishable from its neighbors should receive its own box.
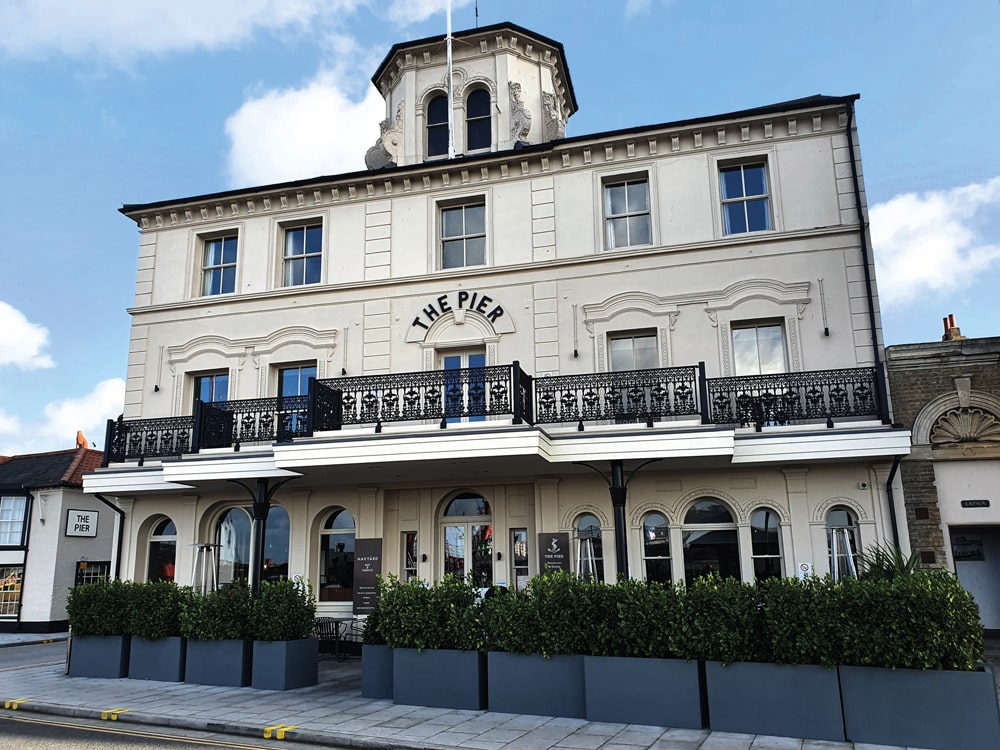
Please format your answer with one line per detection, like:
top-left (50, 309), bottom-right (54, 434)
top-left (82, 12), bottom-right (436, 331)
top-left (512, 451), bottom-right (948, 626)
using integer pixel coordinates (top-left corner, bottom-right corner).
top-left (886, 318), bottom-right (1000, 631)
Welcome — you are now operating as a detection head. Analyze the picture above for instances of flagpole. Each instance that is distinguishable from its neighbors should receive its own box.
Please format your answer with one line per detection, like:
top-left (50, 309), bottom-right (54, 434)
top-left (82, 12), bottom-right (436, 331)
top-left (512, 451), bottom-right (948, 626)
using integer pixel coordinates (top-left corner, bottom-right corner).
top-left (446, 0), bottom-right (455, 159)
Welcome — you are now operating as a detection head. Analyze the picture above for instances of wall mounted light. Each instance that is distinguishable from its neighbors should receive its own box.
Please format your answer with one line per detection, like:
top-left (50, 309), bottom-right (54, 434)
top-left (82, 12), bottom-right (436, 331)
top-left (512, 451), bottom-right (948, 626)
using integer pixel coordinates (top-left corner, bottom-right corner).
top-left (497, 552), bottom-right (503, 561)
top-left (421, 553), bottom-right (427, 562)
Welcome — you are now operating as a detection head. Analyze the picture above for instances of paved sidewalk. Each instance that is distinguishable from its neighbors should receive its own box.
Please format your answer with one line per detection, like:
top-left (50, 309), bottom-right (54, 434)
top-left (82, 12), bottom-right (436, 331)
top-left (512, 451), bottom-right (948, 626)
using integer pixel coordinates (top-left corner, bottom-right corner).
top-left (0, 631), bottom-right (68, 648)
top-left (0, 644), bottom-right (924, 750)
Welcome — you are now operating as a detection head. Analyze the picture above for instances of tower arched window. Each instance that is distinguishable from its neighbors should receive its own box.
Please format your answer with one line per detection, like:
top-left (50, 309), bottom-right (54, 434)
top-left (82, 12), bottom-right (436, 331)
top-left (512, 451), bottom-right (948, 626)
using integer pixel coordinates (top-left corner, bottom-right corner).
top-left (465, 88), bottom-right (491, 151)
top-left (427, 94), bottom-right (449, 157)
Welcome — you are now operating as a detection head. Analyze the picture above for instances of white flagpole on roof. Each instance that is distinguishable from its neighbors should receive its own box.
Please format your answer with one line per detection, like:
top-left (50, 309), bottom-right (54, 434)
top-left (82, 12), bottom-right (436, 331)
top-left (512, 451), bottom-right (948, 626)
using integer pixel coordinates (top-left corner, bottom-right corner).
top-left (446, 0), bottom-right (455, 160)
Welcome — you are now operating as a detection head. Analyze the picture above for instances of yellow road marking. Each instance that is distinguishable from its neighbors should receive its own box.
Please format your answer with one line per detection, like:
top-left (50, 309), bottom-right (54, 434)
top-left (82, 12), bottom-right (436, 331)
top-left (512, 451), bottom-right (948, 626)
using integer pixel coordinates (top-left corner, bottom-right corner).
top-left (3, 698), bottom-right (29, 710)
top-left (0, 713), bottom-right (275, 748)
top-left (263, 723), bottom-right (287, 738)
top-left (100, 707), bottom-right (132, 720)
top-left (276, 724), bottom-right (298, 739)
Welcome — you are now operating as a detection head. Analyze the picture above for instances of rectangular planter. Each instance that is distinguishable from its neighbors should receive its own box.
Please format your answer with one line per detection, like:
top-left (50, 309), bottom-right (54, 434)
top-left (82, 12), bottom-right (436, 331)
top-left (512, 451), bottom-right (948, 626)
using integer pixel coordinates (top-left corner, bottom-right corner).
top-left (251, 638), bottom-right (318, 690)
top-left (129, 636), bottom-right (186, 682)
top-left (705, 661), bottom-right (845, 742)
top-left (840, 664), bottom-right (1000, 750)
top-left (68, 635), bottom-right (130, 678)
top-left (488, 652), bottom-right (585, 719)
top-left (393, 648), bottom-right (486, 709)
top-left (361, 644), bottom-right (393, 699)
top-left (585, 655), bottom-right (705, 728)
top-left (184, 639), bottom-right (252, 687)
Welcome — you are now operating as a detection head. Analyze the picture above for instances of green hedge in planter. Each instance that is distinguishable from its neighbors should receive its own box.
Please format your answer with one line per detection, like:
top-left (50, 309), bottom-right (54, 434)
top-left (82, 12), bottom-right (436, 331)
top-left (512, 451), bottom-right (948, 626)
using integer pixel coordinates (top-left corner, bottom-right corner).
top-left (593, 577), bottom-right (685, 659)
top-left (838, 570), bottom-right (982, 670)
top-left (375, 574), bottom-right (483, 651)
top-left (757, 576), bottom-right (841, 667)
top-left (249, 579), bottom-right (316, 641)
top-left (673, 574), bottom-right (761, 665)
top-left (66, 579), bottom-right (133, 636)
top-left (128, 581), bottom-right (190, 640)
top-left (180, 583), bottom-right (251, 641)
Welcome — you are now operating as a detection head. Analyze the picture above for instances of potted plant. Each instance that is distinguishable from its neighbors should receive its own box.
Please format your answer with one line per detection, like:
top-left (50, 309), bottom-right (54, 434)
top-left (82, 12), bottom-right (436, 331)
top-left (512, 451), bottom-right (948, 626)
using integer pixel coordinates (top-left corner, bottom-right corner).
top-left (837, 570), bottom-right (1000, 749)
top-left (360, 605), bottom-right (392, 699)
top-left (128, 581), bottom-right (190, 682)
top-left (248, 578), bottom-right (318, 690)
top-left (583, 578), bottom-right (704, 728)
top-left (483, 571), bottom-right (588, 719)
top-left (685, 574), bottom-right (846, 742)
top-left (379, 574), bottom-right (486, 710)
top-left (180, 583), bottom-right (252, 687)
top-left (66, 579), bottom-right (132, 678)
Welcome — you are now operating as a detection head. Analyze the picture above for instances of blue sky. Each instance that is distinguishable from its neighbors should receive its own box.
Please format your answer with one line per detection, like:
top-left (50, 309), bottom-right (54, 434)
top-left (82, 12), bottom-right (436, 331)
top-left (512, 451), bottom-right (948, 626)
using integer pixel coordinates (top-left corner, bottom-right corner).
top-left (1, 0), bottom-right (998, 456)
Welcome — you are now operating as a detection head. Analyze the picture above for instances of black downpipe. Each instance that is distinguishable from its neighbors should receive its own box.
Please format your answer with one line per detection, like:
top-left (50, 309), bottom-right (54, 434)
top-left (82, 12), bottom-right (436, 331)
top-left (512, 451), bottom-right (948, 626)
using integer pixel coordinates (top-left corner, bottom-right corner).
top-left (844, 100), bottom-right (891, 424)
top-left (94, 493), bottom-right (126, 580)
top-left (885, 455), bottom-right (902, 548)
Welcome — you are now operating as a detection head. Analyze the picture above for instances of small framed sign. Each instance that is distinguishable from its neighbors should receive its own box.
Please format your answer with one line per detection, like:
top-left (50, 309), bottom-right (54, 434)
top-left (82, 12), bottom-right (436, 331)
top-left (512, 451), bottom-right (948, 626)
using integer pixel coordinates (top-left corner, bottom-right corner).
top-left (65, 509), bottom-right (98, 538)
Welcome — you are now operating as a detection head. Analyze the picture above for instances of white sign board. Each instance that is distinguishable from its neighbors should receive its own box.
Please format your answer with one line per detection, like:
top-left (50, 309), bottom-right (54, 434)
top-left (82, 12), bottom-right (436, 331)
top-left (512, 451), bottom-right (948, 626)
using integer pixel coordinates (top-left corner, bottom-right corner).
top-left (797, 561), bottom-right (814, 580)
top-left (65, 509), bottom-right (98, 537)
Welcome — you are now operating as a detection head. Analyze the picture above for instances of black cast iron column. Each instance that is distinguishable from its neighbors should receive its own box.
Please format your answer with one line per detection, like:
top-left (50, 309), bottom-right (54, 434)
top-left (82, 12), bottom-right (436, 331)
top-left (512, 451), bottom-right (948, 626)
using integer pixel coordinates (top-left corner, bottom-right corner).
top-left (609, 460), bottom-right (629, 580)
top-left (248, 478), bottom-right (271, 596)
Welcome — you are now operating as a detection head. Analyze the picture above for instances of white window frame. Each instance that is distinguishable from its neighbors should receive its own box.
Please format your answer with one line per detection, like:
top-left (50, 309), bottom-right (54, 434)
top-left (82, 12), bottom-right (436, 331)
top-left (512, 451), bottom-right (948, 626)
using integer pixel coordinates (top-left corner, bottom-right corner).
top-left (0, 496), bottom-right (28, 547)
top-left (608, 330), bottom-right (659, 372)
top-left (749, 507), bottom-right (783, 581)
top-left (710, 149), bottom-right (781, 239)
top-left (731, 320), bottom-right (787, 376)
top-left (438, 197), bottom-right (488, 270)
top-left (281, 221), bottom-right (323, 287)
top-left (426, 91), bottom-right (450, 159)
top-left (602, 174), bottom-right (653, 250)
top-left (200, 232), bottom-right (239, 296)
top-left (464, 87), bottom-right (492, 153)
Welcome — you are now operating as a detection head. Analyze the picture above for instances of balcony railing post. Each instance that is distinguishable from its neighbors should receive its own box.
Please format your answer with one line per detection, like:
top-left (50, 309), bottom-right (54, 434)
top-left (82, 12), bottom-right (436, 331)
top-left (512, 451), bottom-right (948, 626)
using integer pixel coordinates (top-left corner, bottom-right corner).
top-left (523, 370), bottom-right (534, 425)
top-left (332, 388), bottom-right (343, 431)
top-left (305, 377), bottom-right (317, 437)
top-left (191, 399), bottom-right (204, 454)
top-left (102, 418), bottom-right (115, 467)
top-left (874, 361), bottom-right (891, 425)
top-left (512, 361), bottom-right (523, 425)
top-left (697, 361), bottom-right (710, 424)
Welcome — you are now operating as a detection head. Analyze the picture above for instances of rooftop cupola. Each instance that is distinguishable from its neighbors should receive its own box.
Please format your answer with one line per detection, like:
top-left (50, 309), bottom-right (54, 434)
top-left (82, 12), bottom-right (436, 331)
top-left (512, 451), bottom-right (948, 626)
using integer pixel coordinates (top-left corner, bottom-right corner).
top-left (365, 22), bottom-right (578, 169)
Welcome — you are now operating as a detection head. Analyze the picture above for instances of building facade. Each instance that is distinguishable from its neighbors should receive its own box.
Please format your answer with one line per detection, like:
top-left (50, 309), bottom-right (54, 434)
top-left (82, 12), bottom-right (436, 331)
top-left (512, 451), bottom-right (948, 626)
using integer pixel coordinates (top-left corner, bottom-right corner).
top-left (886, 324), bottom-right (1000, 631)
top-left (85, 23), bottom-right (910, 616)
top-left (0, 448), bottom-right (113, 632)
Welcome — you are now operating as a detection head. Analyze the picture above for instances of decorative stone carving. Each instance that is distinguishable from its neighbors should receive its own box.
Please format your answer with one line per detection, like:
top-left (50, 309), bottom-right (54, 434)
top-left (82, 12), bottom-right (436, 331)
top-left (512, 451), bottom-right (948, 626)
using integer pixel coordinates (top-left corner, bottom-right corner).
top-left (930, 408), bottom-right (1000, 444)
top-left (364, 101), bottom-right (404, 170)
top-left (508, 82), bottom-right (531, 142)
top-left (542, 92), bottom-right (565, 141)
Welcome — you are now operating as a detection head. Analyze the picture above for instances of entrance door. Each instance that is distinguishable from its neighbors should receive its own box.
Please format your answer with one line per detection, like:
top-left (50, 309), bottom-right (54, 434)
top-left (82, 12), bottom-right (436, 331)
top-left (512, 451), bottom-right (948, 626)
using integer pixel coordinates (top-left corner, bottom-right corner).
top-left (441, 492), bottom-right (493, 587)
top-left (951, 526), bottom-right (1000, 630)
top-left (442, 351), bottom-right (486, 423)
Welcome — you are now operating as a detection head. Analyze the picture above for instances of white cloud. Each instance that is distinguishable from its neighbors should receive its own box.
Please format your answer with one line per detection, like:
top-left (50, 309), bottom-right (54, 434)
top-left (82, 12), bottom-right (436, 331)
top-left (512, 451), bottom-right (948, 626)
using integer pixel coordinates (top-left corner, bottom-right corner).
top-left (0, 301), bottom-right (54, 370)
top-left (0, 378), bottom-right (125, 456)
top-left (0, 0), bottom-right (360, 62)
top-left (225, 67), bottom-right (386, 186)
top-left (624, 0), bottom-right (653, 20)
top-left (871, 177), bottom-right (1000, 307)
top-left (384, 0), bottom-right (474, 26)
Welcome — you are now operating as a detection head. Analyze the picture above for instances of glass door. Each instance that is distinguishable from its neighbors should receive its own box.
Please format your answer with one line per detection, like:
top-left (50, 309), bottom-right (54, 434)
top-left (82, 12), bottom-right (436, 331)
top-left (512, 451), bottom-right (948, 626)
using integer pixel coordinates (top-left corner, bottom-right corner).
top-left (442, 351), bottom-right (486, 423)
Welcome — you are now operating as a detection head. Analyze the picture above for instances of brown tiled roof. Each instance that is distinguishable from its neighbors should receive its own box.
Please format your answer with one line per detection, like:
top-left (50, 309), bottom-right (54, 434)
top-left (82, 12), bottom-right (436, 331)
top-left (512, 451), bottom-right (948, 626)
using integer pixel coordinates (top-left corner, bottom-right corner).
top-left (0, 448), bottom-right (104, 490)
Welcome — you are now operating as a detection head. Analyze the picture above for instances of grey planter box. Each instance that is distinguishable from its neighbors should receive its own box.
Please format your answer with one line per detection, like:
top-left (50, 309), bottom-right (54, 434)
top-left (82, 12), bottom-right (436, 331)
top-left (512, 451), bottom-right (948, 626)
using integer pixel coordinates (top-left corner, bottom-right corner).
top-left (705, 661), bottom-right (844, 741)
top-left (129, 636), bottom-right (186, 682)
top-left (488, 652), bottom-right (585, 719)
top-left (840, 664), bottom-right (1000, 750)
top-left (68, 635), bottom-right (130, 678)
top-left (184, 639), bottom-right (252, 687)
top-left (361, 644), bottom-right (393, 699)
top-left (585, 655), bottom-right (705, 728)
top-left (393, 648), bottom-right (486, 709)
top-left (252, 638), bottom-right (318, 690)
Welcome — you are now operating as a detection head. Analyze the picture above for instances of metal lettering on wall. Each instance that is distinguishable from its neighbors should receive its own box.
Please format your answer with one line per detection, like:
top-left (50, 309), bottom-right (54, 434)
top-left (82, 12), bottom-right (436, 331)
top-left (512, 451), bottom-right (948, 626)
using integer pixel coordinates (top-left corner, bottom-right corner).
top-left (410, 290), bottom-right (505, 331)
top-left (352, 538), bottom-right (383, 615)
top-left (960, 499), bottom-right (991, 508)
top-left (537, 532), bottom-right (570, 573)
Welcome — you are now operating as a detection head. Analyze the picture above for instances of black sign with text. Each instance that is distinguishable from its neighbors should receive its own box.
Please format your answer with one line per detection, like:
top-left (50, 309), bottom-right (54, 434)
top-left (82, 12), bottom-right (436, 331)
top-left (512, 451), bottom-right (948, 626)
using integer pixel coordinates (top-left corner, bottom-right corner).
top-left (538, 532), bottom-right (570, 573)
top-left (352, 538), bottom-right (383, 615)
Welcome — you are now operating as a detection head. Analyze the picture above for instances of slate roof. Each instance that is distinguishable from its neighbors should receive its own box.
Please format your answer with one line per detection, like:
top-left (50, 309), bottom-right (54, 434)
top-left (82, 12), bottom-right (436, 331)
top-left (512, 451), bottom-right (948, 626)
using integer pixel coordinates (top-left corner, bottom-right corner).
top-left (0, 448), bottom-right (103, 491)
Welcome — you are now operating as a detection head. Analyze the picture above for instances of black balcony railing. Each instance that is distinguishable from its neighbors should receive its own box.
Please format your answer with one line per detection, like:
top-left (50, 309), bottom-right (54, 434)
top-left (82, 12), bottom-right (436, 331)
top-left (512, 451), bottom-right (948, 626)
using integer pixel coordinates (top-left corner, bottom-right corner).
top-left (313, 363), bottom-right (524, 431)
top-left (102, 363), bottom-right (887, 465)
top-left (534, 366), bottom-right (699, 426)
top-left (705, 367), bottom-right (879, 431)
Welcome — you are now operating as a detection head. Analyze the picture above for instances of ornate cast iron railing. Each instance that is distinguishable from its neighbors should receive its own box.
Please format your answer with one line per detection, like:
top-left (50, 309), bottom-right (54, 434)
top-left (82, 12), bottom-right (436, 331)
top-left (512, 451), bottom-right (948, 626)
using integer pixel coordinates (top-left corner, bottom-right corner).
top-left (314, 364), bottom-right (522, 431)
top-left (705, 367), bottom-right (880, 430)
top-left (103, 415), bottom-right (195, 465)
top-left (200, 395), bottom-right (311, 449)
top-left (533, 366), bottom-right (700, 426)
top-left (102, 364), bottom-right (887, 464)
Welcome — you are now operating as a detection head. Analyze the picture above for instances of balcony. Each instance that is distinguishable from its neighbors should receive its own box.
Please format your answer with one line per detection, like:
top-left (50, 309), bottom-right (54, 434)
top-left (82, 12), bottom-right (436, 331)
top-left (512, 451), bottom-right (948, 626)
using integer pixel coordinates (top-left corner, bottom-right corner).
top-left (103, 363), bottom-right (888, 465)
